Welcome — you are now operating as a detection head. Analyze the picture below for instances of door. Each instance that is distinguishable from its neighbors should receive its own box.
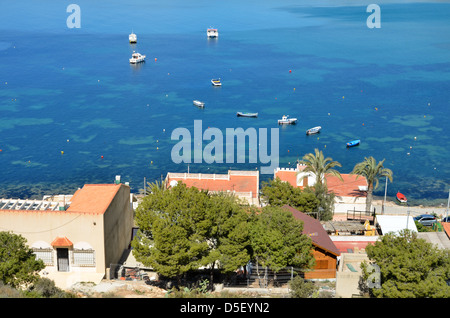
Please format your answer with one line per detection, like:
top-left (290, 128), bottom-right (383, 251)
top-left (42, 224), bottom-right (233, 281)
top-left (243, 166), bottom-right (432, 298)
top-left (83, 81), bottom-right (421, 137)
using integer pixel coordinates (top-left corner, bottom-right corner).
top-left (57, 248), bottom-right (70, 272)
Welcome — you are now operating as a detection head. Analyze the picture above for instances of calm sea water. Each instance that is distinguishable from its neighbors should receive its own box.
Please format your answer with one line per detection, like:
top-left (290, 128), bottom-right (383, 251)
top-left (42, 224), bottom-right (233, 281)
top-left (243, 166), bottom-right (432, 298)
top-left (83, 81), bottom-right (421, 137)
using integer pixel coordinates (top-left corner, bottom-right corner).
top-left (0, 0), bottom-right (449, 204)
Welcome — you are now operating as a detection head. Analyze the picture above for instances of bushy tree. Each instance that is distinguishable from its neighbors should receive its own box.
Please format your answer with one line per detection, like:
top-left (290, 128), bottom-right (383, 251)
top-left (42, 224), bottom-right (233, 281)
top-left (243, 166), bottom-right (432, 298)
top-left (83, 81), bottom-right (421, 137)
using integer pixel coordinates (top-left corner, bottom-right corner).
top-left (289, 275), bottom-right (318, 298)
top-left (132, 182), bottom-right (251, 286)
top-left (260, 178), bottom-right (319, 212)
top-left (0, 231), bottom-right (45, 289)
top-left (249, 206), bottom-right (315, 280)
top-left (361, 229), bottom-right (450, 298)
top-left (24, 277), bottom-right (76, 298)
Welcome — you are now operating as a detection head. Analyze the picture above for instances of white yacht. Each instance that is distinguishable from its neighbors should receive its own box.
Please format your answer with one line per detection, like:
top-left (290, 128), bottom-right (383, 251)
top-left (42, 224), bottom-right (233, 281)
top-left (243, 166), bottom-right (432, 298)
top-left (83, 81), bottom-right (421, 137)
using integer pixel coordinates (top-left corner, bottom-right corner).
top-left (129, 52), bottom-right (146, 64)
top-left (207, 28), bottom-right (218, 38)
top-left (129, 32), bottom-right (137, 43)
top-left (278, 115), bottom-right (298, 125)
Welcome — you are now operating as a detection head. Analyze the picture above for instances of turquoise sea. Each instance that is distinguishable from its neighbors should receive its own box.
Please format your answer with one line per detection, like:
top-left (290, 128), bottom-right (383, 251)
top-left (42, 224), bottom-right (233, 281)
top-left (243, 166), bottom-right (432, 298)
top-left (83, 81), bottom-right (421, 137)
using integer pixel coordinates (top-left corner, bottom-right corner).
top-left (0, 0), bottom-right (449, 205)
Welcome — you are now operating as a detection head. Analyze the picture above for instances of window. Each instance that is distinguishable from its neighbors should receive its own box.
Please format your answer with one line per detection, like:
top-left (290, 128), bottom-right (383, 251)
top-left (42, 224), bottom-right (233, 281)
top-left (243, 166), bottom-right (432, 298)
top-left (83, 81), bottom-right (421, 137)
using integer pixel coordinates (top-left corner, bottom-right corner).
top-left (73, 249), bottom-right (95, 267)
top-left (33, 248), bottom-right (53, 265)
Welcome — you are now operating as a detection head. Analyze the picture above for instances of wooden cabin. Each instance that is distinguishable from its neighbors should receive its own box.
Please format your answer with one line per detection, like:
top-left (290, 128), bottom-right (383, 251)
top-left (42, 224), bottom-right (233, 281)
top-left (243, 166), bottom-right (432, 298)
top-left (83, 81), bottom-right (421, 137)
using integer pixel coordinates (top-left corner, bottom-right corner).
top-left (283, 205), bottom-right (340, 279)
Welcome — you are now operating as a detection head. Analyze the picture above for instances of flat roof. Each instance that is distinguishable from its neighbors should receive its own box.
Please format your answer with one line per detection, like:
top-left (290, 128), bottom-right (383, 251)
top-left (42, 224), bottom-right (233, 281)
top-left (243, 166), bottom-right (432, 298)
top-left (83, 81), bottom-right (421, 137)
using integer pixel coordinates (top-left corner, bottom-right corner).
top-left (376, 215), bottom-right (418, 234)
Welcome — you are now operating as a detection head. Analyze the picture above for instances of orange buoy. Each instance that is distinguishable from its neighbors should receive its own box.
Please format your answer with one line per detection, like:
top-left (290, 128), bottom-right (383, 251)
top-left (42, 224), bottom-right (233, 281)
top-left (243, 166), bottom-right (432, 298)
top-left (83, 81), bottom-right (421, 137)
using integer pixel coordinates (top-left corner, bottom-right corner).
top-left (101, 155), bottom-right (104, 159)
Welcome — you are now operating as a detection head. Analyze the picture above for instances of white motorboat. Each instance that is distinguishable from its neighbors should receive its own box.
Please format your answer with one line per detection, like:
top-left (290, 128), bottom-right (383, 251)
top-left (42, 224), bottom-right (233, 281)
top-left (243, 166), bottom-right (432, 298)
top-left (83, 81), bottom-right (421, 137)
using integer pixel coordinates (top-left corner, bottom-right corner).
top-left (207, 28), bottom-right (219, 38)
top-left (129, 32), bottom-right (137, 43)
top-left (278, 115), bottom-right (297, 125)
top-left (306, 126), bottom-right (322, 135)
top-left (129, 52), bottom-right (146, 64)
top-left (193, 100), bottom-right (205, 108)
top-left (211, 78), bottom-right (222, 86)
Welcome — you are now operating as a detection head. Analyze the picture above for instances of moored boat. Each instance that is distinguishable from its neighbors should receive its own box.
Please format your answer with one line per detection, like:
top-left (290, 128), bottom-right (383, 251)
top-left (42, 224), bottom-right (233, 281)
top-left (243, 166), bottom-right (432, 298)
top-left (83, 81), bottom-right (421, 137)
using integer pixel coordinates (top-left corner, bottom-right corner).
top-left (278, 115), bottom-right (297, 125)
top-left (211, 78), bottom-right (222, 86)
top-left (306, 126), bottom-right (322, 135)
top-left (207, 28), bottom-right (219, 38)
top-left (129, 52), bottom-right (146, 64)
top-left (396, 192), bottom-right (407, 203)
top-left (237, 112), bottom-right (258, 118)
top-left (129, 32), bottom-right (137, 43)
top-left (193, 100), bottom-right (205, 108)
top-left (346, 139), bottom-right (360, 147)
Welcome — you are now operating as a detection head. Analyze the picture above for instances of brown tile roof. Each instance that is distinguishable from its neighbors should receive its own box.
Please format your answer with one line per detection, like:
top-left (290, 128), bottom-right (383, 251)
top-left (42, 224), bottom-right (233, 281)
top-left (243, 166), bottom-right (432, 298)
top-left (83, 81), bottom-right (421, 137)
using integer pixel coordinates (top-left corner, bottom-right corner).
top-left (166, 171), bottom-right (259, 198)
top-left (283, 205), bottom-right (340, 256)
top-left (67, 184), bottom-right (122, 214)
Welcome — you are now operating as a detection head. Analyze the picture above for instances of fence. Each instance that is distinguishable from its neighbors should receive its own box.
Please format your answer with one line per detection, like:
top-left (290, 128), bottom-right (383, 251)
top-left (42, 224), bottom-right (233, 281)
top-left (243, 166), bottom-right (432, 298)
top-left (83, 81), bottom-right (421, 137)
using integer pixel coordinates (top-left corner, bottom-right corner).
top-left (231, 264), bottom-right (303, 288)
top-left (346, 208), bottom-right (376, 222)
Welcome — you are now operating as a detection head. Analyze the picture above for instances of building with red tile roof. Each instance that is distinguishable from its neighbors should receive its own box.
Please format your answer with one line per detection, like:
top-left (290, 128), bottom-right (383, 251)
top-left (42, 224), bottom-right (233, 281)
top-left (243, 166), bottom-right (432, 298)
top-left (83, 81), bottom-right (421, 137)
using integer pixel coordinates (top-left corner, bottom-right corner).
top-left (0, 183), bottom-right (134, 289)
top-left (283, 205), bottom-right (340, 279)
top-left (165, 170), bottom-right (260, 206)
top-left (274, 164), bottom-right (368, 213)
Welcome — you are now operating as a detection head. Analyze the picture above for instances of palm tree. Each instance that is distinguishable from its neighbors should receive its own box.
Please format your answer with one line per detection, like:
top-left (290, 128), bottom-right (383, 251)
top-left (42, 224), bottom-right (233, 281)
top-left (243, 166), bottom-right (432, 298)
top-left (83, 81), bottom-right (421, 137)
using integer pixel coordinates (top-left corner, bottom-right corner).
top-left (351, 156), bottom-right (393, 213)
top-left (141, 179), bottom-right (167, 195)
top-left (298, 148), bottom-right (343, 186)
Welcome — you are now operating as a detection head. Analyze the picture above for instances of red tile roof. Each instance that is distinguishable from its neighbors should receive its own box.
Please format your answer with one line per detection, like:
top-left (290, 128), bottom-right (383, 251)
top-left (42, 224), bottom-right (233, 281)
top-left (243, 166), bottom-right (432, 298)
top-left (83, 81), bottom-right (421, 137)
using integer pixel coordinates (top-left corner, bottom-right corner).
top-left (274, 164), bottom-right (367, 198)
top-left (326, 174), bottom-right (367, 198)
top-left (51, 236), bottom-right (73, 247)
top-left (67, 184), bottom-right (122, 214)
top-left (443, 222), bottom-right (450, 239)
top-left (283, 205), bottom-right (340, 256)
top-left (166, 171), bottom-right (259, 198)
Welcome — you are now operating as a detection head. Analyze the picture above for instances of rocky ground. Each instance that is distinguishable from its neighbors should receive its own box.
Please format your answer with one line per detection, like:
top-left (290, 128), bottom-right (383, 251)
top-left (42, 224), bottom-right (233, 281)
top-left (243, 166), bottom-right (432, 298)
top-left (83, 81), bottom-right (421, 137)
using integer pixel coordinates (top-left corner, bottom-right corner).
top-left (69, 279), bottom-right (167, 298)
top-left (68, 278), bottom-right (336, 298)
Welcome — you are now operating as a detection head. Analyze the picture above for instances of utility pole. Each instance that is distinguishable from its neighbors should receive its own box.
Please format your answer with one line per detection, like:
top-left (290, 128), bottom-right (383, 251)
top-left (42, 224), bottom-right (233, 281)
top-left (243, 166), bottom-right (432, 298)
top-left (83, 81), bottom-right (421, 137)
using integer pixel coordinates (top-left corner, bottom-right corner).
top-left (446, 189), bottom-right (449, 221)
top-left (406, 208), bottom-right (410, 230)
top-left (382, 176), bottom-right (387, 215)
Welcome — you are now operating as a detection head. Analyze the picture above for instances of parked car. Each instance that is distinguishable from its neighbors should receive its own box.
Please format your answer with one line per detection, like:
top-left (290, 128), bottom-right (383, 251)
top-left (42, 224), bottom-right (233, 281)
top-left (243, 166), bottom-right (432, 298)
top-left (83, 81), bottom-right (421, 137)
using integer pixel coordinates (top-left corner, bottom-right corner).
top-left (442, 216), bottom-right (450, 223)
top-left (413, 214), bottom-right (437, 226)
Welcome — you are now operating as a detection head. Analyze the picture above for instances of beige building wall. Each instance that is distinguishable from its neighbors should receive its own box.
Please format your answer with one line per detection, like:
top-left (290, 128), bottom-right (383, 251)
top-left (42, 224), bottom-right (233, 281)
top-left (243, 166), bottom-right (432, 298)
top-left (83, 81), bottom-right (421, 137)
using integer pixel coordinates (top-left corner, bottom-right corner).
top-left (0, 184), bottom-right (134, 289)
top-left (0, 209), bottom-right (104, 272)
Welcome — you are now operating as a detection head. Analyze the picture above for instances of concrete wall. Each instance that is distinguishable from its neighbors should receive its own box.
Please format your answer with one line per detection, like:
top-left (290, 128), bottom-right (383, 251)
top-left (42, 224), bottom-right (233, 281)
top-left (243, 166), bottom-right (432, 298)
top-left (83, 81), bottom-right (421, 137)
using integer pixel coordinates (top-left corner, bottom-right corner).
top-left (334, 196), bottom-right (367, 213)
top-left (103, 184), bottom-right (134, 268)
top-left (335, 253), bottom-right (369, 298)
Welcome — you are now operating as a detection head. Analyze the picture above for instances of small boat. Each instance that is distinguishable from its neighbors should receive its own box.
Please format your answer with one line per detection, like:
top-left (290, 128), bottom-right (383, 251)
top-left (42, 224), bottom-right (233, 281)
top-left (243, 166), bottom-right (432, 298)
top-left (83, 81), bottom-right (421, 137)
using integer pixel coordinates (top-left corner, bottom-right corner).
top-left (129, 32), bottom-right (137, 43)
top-left (207, 28), bottom-right (219, 38)
top-left (306, 126), bottom-right (322, 135)
top-left (129, 52), bottom-right (146, 64)
top-left (237, 112), bottom-right (258, 118)
top-left (346, 140), bottom-right (360, 147)
top-left (396, 192), bottom-right (407, 203)
top-left (211, 78), bottom-right (222, 86)
top-left (278, 115), bottom-right (297, 125)
top-left (193, 100), bottom-right (205, 108)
